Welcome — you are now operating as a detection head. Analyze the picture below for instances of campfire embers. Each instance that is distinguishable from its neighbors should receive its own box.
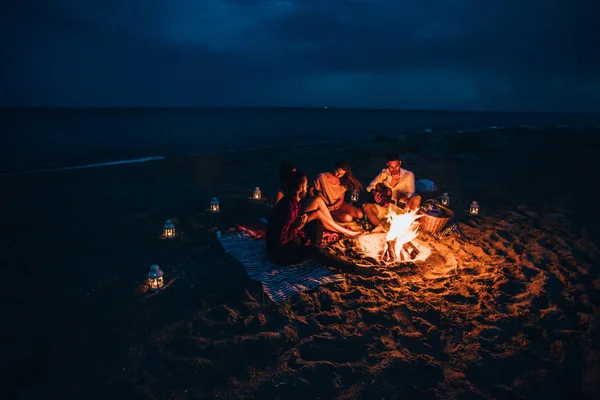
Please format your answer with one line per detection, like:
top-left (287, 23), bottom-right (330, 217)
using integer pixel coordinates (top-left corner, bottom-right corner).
top-left (356, 208), bottom-right (430, 265)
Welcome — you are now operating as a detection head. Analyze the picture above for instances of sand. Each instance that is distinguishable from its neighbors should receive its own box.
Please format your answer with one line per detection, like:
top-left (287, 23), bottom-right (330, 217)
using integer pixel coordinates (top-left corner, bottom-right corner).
top-left (3, 126), bottom-right (600, 399)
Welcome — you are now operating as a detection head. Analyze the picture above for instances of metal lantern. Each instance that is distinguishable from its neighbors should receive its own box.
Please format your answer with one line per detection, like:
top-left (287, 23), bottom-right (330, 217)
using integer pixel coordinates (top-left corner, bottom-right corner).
top-left (440, 192), bottom-right (450, 206)
top-left (163, 219), bottom-right (175, 239)
top-left (350, 190), bottom-right (359, 203)
top-left (253, 187), bottom-right (262, 200)
top-left (469, 201), bottom-right (480, 216)
top-left (210, 197), bottom-right (220, 213)
top-left (148, 265), bottom-right (164, 291)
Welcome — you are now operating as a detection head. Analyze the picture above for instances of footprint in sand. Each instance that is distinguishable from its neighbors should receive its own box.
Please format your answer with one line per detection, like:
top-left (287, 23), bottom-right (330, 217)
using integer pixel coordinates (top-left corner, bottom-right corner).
top-left (298, 336), bottom-right (364, 363)
top-left (445, 253), bottom-right (458, 269)
top-left (496, 279), bottom-right (526, 296)
top-left (478, 326), bottom-right (502, 343)
top-left (468, 245), bottom-right (488, 259)
top-left (380, 356), bottom-right (445, 390)
top-left (425, 286), bottom-right (447, 294)
top-left (443, 293), bottom-right (479, 305)
top-left (488, 241), bottom-right (508, 257)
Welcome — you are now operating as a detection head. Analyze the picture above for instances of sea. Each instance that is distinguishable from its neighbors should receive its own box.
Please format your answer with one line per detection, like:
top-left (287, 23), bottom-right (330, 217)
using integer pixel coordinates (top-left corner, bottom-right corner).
top-left (2, 107), bottom-right (599, 175)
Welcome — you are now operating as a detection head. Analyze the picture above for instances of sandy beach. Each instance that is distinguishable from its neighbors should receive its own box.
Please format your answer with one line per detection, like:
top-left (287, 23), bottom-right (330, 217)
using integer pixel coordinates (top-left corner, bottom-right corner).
top-left (4, 126), bottom-right (600, 399)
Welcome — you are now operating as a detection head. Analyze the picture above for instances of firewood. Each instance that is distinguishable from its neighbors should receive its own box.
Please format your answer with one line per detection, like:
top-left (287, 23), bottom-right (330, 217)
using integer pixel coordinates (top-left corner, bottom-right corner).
top-left (406, 241), bottom-right (420, 258)
top-left (384, 240), bottom-right (397, 263)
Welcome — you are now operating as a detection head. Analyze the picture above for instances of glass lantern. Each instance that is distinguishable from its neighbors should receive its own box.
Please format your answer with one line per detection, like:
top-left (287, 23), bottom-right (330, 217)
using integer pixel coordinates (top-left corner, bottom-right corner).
top-left (253, 187), bottom-right (262, 200)
top-left (163, 219), bottom-right (175, 239)
top-left (350, 190), bottom-right (359, 203)
top-left (148, 265), bottom-right (164, 291)
top-left (440, 192), bottom-right (450, 206)
top-left (469, 201), bottom-right (479, 216)
top-left (210, 197), bottom-right (220, 213)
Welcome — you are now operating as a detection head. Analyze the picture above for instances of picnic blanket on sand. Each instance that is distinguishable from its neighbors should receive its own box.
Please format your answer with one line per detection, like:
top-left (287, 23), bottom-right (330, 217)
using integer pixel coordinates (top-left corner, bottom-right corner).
top-left (217, 221), bottom-right (345, 303)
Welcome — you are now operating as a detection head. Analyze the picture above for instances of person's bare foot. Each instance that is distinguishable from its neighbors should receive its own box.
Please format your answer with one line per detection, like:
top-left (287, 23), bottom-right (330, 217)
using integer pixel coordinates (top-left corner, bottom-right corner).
top-left (340, 226), bottom-right (359, 236)
top-left (371, 225), bottom-right (386, 233)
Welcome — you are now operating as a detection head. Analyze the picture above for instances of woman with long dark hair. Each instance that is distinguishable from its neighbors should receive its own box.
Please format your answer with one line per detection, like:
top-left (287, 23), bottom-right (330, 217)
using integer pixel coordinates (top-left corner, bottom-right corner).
top-left (309, 160), bottom-right (364, 223)
top-left (274, 163), bottom-right (357, 236)
top-left (274, 163), bottom-right (296, 205)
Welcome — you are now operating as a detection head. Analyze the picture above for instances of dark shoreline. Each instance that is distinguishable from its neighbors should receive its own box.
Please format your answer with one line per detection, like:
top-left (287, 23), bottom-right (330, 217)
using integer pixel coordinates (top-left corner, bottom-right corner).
top-left (1, 122), bottom-right (598, 175)
top-left (2, 105), bottom-right (599, 175)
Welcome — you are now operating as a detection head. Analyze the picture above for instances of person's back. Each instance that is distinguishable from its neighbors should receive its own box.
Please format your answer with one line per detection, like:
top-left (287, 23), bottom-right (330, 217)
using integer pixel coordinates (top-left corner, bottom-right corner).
top-left (266, 195), bottom-right (303, 261)
top-left (266, 170), bottom-right (321, 265)
top-left (274, 163), bottom-right (296, 206)
top-left (312, 172), bottom-right (347, 206)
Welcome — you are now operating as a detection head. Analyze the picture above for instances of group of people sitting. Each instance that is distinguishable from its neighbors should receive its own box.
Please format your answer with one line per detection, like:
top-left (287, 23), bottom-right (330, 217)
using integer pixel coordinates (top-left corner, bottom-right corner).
top-left (266, 153), bottom-right (421, 271)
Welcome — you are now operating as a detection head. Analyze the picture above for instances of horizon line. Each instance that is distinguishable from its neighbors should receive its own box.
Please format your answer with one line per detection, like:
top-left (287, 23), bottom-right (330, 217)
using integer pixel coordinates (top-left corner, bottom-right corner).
top-left (1, 106), bottom-right (598, 115)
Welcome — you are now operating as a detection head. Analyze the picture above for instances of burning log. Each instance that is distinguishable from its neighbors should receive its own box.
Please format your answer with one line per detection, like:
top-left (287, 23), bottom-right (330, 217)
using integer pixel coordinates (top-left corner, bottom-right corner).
top-left (383, 240), bottom-right (398, 262)
top-left (356, 231), bottom-right (432, 265)
top-left (382, 239), bottom-right (420, 263)
top-left (356, 208), bottom-right (431, 265)
top-left (405, 241), bottom-right (420, 258)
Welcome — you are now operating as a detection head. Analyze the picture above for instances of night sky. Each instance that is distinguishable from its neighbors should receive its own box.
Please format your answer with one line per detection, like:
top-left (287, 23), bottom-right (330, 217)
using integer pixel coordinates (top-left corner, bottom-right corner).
top-left (4, 1), bottom-right (600, 112)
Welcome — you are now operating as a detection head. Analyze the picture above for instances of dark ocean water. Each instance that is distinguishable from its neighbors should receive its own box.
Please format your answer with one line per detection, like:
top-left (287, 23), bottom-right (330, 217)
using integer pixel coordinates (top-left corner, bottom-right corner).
top-left (1, 108), bottom-right (599, 174)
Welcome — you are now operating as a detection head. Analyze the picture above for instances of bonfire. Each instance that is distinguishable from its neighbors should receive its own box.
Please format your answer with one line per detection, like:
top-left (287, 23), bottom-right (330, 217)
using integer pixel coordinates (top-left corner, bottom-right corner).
top-left (382, 208), bottom-right (423, 262)
top-left (356, 207), bottom-right (431, 265)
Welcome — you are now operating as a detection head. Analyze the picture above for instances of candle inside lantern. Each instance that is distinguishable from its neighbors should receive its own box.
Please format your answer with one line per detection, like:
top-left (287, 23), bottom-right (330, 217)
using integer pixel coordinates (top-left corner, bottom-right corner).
top-left (210, 197), bottom-right (220, 213)
top-left (350, 190), bottom-right (359, 203)
top-left (148, 265), bottom-right (164, 291)
top-left (253, 187), bottom-right (262, 200)
top-left (469, 201), bottom-right (479, 216)
top-left (440, 193), bottom-right (450, 206)
top-left (163, 219), bottom-right (175, 239)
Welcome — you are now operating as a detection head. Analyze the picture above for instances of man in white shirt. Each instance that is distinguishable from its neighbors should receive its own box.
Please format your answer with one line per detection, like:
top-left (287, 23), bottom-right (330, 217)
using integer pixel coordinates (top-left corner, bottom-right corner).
top-left (362, 154), bottom-right (422, 228)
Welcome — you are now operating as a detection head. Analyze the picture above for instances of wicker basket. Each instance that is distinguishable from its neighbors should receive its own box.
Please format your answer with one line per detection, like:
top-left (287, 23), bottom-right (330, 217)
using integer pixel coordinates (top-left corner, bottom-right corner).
top-left (418, 204), bottom-right (454, 233)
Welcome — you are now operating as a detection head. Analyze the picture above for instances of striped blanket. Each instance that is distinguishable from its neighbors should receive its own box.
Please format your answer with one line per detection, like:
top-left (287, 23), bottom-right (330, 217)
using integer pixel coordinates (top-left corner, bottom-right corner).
top-left (217, 225), bottom-right (345, 303)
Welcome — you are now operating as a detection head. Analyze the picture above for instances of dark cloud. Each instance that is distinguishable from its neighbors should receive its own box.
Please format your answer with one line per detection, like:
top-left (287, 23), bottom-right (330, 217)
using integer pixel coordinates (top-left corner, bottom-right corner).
top-left (267, 1), bottom-right (599, 74)
top-left (3, 0), bottom-right (600, 110)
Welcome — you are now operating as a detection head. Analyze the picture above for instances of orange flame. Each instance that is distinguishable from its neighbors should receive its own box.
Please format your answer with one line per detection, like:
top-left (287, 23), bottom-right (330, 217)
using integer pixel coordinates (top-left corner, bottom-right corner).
top-left (384, 208), bottom-right (423, 259)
